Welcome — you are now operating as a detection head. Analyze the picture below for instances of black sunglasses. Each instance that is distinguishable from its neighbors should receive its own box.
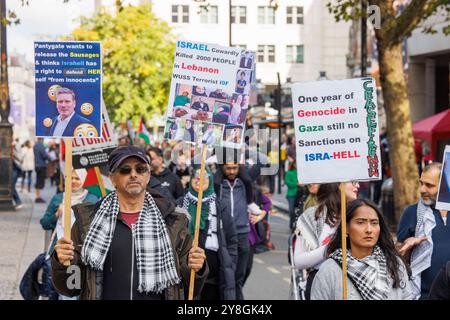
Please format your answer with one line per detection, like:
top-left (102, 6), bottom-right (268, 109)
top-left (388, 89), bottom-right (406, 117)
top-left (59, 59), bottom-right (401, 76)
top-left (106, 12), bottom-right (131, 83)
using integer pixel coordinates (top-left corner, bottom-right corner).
top-left (116, 165), bottom-right (149, 175)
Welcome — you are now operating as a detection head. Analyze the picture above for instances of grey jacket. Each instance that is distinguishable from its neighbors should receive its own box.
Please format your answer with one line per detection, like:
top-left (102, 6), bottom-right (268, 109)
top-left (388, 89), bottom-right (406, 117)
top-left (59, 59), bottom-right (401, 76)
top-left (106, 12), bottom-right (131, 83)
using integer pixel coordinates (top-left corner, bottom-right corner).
top-left (218, 178), bottom-right (249, 235)
top-left (311, 258), bottom-right (413, 300)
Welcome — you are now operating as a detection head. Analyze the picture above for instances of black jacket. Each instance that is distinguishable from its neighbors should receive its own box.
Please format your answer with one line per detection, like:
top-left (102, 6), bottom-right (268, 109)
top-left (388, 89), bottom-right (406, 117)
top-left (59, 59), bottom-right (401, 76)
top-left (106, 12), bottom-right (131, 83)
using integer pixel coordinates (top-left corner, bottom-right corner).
top-left (429, 261), bottom-right (450, 300)
top-left (152, 168), bottom-right (185, 201)
top-left (146, 176), bottom-right (174, 202)
top-left (51, 189), bottom-right (208, 300)
top-left (198, 200), bottom-right (238, 300)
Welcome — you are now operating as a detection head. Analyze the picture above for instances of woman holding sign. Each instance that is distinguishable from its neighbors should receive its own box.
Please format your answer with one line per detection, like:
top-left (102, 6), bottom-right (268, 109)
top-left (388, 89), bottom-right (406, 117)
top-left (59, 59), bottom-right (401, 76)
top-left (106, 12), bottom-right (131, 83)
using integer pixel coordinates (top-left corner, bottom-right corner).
top-left (293, 182), bottom-right (359, 299)
top-left (311, 199), bottom-right (412, 300)
top-left (181, 168), bottom-right (238, 300)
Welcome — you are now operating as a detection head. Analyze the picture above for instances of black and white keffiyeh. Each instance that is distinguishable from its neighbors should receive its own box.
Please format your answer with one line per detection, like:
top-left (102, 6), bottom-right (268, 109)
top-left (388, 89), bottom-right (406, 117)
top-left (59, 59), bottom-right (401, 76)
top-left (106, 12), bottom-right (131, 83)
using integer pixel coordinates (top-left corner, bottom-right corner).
top-left (410, 199), bottom-right (436, 299)
top-left (182, 192), bottom-right (219, 252)
top-left (81, 191), bottom-right (180, 294)
top-left (330, 245), bottom-right (390, 300)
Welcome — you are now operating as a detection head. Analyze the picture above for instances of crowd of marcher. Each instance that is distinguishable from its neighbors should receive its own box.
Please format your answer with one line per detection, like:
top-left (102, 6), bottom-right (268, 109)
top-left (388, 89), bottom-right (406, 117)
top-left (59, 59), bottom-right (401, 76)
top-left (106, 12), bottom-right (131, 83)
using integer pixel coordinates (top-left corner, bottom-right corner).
top-left (12, 123), bottom-right (450, 301)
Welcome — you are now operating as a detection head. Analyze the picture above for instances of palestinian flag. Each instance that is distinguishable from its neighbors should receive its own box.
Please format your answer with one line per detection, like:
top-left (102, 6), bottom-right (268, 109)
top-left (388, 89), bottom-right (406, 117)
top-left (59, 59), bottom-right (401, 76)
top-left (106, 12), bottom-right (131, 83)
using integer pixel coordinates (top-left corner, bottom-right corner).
top-left (82, 167), bottom-right (114, 198)
top-left (138, 117), bottom-right (151, 145)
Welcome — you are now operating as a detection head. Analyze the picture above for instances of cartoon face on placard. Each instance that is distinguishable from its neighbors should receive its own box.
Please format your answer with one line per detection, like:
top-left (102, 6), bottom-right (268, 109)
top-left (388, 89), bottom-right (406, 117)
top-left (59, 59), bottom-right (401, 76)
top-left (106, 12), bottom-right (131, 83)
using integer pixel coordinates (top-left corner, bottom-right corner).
top-left (48, 85), bottom-right (61, 101)
top-left (74, 123), bottom-right (99, 138)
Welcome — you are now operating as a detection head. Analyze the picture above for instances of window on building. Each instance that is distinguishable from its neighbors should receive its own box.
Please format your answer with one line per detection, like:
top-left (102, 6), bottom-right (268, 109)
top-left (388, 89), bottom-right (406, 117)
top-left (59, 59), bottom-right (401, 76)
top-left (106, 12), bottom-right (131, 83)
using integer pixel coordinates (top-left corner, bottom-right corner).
top-left (257, 45), bottom-right (276, 63)
top-left (286, 6), bottom-right (303, 24)
top-left (286, 45), bottom-right (304, 63)
top-left (257, 6), bottom-right (275, 24)
top-left (172, 5), bottom-right (189, 23)
top-left (200, 5), bottom-right (218, 24)
top-left (231, 6), bottom-right (247, 24)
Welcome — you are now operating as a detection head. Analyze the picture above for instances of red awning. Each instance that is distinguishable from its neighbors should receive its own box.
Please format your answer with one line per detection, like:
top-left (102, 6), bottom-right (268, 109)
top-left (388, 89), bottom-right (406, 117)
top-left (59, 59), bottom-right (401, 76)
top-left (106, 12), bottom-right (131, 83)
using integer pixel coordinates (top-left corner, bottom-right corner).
top-left (413, 109), bottom-right (450, 160)
top-left (413, 109), bottom-right (450, 141)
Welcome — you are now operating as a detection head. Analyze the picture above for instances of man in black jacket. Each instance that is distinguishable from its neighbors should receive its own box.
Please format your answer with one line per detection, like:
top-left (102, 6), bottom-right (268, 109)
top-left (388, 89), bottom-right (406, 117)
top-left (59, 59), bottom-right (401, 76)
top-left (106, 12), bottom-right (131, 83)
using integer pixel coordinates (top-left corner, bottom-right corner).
top-left (52, 145), bottom-right (207, 299)
top-left (213, 148), bottom-right (255, 300)
top-left (148, 147), bottom-right (185, 201)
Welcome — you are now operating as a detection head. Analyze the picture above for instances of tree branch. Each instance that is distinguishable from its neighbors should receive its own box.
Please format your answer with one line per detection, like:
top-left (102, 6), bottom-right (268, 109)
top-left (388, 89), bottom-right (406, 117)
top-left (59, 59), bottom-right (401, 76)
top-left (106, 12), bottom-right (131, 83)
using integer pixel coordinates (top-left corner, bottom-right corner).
top-left (387, 0), bottom-right (447, 45)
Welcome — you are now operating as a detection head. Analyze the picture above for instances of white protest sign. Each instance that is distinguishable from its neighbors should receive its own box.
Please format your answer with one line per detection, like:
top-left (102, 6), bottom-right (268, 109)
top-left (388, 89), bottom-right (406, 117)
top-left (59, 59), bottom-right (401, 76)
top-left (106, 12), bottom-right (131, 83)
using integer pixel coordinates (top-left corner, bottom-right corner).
top-left (164, 40), bottom-right (255, 149)
top-left (292, 77), bottom-right (382, 184)
top-left (72, 102), bottom-right (118, 169)
top-left (436, 146), bottom-right (450, 211)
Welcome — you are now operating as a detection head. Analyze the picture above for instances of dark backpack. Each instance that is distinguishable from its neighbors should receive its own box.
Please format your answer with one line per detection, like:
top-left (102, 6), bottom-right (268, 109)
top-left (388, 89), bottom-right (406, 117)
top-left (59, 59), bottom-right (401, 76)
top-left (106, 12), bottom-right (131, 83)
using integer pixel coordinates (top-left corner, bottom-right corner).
top-left (19, 253), bottom-right (58, 300)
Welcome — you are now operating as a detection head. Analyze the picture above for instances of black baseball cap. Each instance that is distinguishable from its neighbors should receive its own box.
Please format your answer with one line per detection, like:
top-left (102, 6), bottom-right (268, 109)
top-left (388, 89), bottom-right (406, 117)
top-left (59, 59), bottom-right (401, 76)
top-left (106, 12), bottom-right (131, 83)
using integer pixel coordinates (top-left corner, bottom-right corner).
top-left (109, 145), bottom-right (150, 173)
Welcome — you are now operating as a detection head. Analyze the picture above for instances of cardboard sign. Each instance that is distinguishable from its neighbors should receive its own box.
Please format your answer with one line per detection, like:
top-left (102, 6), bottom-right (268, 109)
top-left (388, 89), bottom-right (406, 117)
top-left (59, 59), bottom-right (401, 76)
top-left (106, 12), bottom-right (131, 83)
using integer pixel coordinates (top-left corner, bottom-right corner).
top-left (72, 103), bottom-right (117, 169)
top-left (164, 40), bottom-right (255, 149)
top-left (34, 41), bottom-right (102, 138)
top-left (436, 146), bottom-right (450, 211)
top-left (291, 77), bottom-right (382, 184)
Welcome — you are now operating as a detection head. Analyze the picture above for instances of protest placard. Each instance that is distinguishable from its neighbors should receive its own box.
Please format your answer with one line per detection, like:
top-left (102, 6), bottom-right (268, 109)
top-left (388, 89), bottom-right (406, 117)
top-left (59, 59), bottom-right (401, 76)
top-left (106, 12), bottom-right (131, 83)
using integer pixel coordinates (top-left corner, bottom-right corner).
top-left (72, 103), bottom-right (117, 170)
top-left (291, 77), bottom-right (382, 184)
top-left (164, 40), bottom-right (255, 149)
top-left (436, 145), bottom-right (450, 211)
top-left (34, 41), bottom-right (102, 138)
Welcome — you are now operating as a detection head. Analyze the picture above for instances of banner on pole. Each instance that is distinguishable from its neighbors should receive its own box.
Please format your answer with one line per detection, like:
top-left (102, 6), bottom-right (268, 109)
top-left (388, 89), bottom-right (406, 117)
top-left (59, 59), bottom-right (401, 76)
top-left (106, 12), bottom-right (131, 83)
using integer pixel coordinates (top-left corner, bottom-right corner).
top-left (436, 145), bottom-right (450, 211)
top-left (34, 41), bottom-right (102, 138)
top-left (164, 40), bottom-right (255, 149)
top-left (291, 77), bottom-right (382, 184)
top-left (72, 103), bottom-right (117, 169)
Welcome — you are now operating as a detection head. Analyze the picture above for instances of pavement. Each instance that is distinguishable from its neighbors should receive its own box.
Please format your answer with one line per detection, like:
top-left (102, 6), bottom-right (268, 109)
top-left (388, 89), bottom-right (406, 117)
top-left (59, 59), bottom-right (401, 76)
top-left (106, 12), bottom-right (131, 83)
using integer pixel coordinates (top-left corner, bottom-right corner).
top-left (271, 184), bottom-right (289, 214)
top-left (0, 182), bottom-right (56, 300)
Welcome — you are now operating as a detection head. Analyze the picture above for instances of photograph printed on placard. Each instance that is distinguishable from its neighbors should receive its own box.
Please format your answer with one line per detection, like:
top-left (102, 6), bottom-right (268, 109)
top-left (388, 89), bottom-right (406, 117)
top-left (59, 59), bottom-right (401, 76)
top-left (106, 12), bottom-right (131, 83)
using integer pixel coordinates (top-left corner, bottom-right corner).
top-left (436, 148), bottom-right (450, 210)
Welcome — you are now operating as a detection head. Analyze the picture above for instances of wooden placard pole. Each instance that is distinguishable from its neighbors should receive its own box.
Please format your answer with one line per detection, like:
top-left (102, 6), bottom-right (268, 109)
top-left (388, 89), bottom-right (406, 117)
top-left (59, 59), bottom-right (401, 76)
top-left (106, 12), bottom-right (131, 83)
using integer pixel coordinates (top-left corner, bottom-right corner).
top-left (93, 166), bottom-right (107, 197)
top-left (340, 182), bottom-right (348, 300)
top-left (63, 138), bottom-right (73, 267)
top-left (188, 143), bottom-right (208, 300)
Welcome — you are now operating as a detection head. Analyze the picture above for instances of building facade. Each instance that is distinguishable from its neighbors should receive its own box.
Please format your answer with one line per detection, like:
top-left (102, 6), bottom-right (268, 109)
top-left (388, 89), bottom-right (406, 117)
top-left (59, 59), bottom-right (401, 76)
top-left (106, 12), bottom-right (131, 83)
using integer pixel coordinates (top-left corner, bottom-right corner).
top-left (407, 7), bottom-right (450, 122)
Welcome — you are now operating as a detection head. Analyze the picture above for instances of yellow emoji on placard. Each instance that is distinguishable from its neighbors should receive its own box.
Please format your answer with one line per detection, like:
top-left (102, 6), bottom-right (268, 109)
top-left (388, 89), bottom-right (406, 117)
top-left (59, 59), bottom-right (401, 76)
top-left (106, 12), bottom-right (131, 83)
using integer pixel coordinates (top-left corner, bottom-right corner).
top-left (73, 123), bottom-right (99, 138)
top-left (43, 118), bottom-right (53, 127)
top-left (48, 85), bottom-right (61, 101)
top-left (80, 103), bottom-right (94, 116)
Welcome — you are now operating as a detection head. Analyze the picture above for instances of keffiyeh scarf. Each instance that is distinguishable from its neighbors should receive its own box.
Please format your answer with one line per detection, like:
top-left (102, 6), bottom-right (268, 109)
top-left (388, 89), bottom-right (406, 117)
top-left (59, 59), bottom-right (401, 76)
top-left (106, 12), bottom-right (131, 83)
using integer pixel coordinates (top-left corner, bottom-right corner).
top-left (81, 191), bottom-right (180, 294)
top-left (182, 191), bottom-right (219, 251)
top-left (330, 246), bottom-right (390, 300)
top-left (410, 199), bottom-right (436, 299)
top-left (295, 206), bottom-right (326, 252)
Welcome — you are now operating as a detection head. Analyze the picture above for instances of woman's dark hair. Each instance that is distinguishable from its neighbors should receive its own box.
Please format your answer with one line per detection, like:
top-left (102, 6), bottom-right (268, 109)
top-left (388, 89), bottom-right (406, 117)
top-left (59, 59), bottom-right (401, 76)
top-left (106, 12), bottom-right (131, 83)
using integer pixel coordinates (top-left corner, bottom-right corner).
top-left (288, 160), bottom-right (296, 171)
top-left (315, 183), bottom-right (341, 226)
top-left (326, 199), bottom-right (411, 288)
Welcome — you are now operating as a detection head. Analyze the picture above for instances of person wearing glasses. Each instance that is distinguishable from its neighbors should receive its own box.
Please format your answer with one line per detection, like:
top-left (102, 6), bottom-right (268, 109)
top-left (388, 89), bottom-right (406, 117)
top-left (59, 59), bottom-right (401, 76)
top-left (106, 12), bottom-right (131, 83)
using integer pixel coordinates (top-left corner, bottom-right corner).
top-left (51, 145), bottom-right (208, 300)
top-left (293, 181), bottom-right (360, 299)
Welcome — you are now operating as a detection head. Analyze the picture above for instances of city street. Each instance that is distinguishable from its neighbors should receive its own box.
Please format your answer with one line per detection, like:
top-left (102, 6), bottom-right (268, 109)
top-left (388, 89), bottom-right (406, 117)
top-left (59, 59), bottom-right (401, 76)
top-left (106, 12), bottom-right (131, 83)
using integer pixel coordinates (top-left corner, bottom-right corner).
top-left (0, 184), bottom-right (50, 300)
top-left (244, 208), bottom-right (292, 300)
top-left (0, 180), bottom-right (293, 300)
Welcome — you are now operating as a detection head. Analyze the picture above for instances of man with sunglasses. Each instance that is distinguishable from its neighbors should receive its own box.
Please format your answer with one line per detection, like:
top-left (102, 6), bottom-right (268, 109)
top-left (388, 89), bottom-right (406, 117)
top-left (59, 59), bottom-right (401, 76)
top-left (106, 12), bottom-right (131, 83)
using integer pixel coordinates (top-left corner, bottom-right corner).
top-left (51, 145), bottom-right (208, 299)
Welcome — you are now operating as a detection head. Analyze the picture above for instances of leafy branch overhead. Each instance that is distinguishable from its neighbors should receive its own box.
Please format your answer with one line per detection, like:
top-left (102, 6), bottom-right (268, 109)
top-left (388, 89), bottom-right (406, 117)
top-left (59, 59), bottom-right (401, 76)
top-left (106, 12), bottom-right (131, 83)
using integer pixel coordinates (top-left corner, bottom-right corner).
top-left (327, 0), bottom-right (450, 40)
top-left (71, 4), bottom-right (175, 125)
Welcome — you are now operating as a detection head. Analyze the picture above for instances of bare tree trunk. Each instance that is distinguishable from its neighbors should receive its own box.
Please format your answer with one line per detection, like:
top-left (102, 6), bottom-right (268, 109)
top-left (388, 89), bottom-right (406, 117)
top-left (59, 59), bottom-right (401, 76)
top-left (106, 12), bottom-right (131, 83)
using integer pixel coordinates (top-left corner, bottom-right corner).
top-left (377, 41), bottom-right (420, 222)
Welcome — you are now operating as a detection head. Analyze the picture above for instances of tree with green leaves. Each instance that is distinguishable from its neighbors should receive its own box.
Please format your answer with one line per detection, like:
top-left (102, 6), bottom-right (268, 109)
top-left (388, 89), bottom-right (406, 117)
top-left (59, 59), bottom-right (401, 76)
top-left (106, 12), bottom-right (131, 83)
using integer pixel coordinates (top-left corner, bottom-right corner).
top-left (71, 3), bottom-right (175, 125)
top-left (327, 0), bottom-right (450, 221)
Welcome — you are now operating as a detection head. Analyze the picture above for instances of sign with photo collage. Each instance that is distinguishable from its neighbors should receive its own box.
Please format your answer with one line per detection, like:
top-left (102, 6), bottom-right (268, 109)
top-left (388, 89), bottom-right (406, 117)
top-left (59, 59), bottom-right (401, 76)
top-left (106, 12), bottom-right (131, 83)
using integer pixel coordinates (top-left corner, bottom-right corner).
top-left (164, 40), bottom-right (255, 149)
